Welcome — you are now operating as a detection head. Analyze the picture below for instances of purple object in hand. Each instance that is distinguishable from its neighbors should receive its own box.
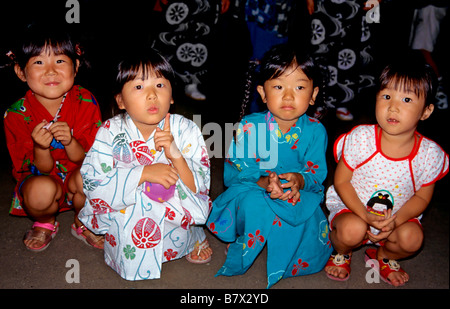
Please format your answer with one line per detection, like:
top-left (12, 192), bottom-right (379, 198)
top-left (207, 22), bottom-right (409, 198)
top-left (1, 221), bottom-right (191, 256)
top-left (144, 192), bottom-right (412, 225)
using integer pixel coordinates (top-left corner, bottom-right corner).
top-left (143, 182), bottom-right (175, 202)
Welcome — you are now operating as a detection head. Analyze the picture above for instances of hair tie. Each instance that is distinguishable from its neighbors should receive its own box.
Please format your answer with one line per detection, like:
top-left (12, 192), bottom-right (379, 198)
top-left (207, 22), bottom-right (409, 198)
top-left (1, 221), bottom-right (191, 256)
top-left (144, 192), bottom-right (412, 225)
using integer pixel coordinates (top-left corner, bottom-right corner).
top-left (6, 50), bottom-right (16, 61)
top-left (75, 43), bottom-right (83, 56)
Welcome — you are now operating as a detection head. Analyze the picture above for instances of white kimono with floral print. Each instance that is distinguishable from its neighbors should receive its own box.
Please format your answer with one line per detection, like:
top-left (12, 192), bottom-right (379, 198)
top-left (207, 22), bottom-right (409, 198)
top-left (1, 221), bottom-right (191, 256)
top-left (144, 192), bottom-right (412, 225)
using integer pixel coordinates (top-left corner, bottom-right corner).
top-left (79, 113), bottom-right (211, 280)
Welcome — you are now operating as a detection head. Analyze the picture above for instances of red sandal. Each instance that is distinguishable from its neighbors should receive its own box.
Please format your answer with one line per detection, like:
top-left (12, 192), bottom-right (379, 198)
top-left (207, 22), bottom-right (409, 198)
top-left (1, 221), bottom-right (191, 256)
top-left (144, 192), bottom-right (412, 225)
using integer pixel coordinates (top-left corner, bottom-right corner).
top-left (365, 248), bottom-right (407, 287)
top-left (325, 252), bottom-right (351, 281)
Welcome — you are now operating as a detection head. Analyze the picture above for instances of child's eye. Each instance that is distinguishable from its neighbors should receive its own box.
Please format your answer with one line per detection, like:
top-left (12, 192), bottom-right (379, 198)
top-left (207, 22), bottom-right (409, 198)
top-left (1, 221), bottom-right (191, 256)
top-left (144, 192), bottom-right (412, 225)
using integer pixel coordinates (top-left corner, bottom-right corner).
top-left (135, 85), bottom-right (143, 90)
top-left (402, 97), bottom-right (412, 103)
top-left (382, 94), bottom-right (390, 100)
top-left (156, 83), bottom-right (165, 88)
top-left (33, 60), bottom-right (43, 65)
top-left (274, 85), bottom-right (282, 90)
top-left (56, 59), bottom-right (65, 64)
top-left (296, 86), bottom-right (305, 90)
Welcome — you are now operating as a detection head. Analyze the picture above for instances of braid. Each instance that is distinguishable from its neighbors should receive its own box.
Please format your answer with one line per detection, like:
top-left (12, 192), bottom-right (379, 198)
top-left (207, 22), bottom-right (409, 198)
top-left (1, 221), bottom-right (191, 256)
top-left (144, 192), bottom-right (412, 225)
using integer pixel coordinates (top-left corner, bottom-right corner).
top-left (238, 60), bottom-right (259, 123)
top-left (233, 60), bottom-right (259, 144)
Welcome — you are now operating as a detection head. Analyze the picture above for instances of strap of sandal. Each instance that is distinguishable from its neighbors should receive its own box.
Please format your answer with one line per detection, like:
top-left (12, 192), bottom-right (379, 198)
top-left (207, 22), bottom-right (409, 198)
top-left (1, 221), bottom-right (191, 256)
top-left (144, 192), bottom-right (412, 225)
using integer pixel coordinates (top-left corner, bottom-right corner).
top-left (331, 253), bottom-right (351, 266)
top-left (74, 224), bottom-right (87, 235)
top-left (194, 240), bottom-right (210, 255)
top-left (380, 258), bottom-right (402, 272)
top-left (32, 221), bottom-right (57, 232)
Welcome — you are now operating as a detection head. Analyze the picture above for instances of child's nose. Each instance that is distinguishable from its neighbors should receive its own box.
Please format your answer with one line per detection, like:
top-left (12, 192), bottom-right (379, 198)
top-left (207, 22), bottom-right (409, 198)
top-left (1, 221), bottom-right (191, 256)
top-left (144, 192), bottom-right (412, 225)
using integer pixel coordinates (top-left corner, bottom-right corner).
top-left (45, 64), bottom-right (57, 75)
top-left (147, 90), bottom-right (157, 100)
top-left (388, 100), bottom-right (400, 112)
top-left (283, 89), bottom-right (294, 100)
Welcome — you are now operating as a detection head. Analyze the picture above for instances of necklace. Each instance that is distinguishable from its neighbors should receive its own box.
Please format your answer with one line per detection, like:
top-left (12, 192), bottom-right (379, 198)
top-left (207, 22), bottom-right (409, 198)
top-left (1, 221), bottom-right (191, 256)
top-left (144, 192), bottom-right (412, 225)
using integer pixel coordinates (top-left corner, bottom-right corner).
top-left (43, 92), bottom-right (68, 129)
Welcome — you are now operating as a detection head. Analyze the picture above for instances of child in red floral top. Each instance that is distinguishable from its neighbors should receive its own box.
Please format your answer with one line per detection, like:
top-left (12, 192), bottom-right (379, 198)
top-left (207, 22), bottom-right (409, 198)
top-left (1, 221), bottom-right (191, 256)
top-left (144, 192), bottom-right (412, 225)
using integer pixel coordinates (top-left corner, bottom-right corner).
top-left (4, 25), bottom-right (103, 251)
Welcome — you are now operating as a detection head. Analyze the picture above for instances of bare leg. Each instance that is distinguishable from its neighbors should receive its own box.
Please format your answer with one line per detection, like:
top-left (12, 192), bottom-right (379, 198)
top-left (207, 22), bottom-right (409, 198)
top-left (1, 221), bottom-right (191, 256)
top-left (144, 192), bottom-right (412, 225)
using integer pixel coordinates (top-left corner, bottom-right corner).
top-left (325, 212), bottom-right (367, 279)
top-left (67, 168), bottom-right (104, 249)
top-left (21, 176), bottom-right (61, 249)
top-left (376, 221), bottom-right (423, 286)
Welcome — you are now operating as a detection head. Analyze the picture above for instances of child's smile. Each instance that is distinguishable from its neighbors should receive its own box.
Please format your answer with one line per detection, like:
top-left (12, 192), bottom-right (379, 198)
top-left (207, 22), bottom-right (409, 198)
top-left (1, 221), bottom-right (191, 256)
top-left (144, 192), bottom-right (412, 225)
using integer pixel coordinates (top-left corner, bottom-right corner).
top-left (15, 49), bottom-right (79, 107)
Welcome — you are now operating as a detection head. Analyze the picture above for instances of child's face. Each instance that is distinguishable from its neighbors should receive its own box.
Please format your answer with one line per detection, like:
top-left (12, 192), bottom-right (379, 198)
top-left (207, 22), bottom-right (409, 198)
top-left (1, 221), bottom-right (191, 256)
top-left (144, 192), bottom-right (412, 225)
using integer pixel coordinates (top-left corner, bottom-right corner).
top-left (257, 66), bottom-right (318, 131)
top-left (376, 84), bottom-right (434, 138)
top-left (15, 48), bottom-right (79, 105)
top-left (115, 69), bottom-right (174, 135)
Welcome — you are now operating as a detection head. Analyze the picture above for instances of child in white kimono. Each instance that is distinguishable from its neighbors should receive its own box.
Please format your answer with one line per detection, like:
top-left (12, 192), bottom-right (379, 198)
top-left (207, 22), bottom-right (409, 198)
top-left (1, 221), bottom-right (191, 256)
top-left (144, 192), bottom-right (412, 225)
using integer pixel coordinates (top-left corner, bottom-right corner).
top-left (78, 48), bottom-right (212, 280)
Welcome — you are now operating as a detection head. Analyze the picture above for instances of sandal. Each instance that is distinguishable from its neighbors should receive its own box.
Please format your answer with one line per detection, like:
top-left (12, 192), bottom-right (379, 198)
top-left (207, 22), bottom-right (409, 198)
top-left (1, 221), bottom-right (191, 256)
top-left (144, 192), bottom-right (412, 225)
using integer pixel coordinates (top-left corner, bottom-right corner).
top-left (23, 221), bottom-right (59, 252)
top-left (186, 240), bottom-right (212, 264)
top-left (71, 223), bottom-right (104, 249)
top-left (365, 248), bottom-right (407, 287)
top-left (324, 252), bottom-right (351, 281)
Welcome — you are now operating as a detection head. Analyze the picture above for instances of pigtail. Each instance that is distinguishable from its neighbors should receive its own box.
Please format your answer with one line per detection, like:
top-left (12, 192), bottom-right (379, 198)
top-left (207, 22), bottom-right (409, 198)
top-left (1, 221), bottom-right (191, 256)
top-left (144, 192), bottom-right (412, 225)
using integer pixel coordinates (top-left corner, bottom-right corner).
top-left (233, 60), bottom-right (259, 145)
top-left (238, 60), bottom-right (259, 123)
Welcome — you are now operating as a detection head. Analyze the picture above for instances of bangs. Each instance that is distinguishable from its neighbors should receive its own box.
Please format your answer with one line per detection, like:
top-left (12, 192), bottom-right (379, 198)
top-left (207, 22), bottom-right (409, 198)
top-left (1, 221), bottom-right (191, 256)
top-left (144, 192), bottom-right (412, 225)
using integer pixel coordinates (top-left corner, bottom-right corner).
top-left (24, 41), bottom-right (74, 59)
top-left (114, 49), bottom-right (175, 95)
top-left (381, 74), bottom-right (427, 99)
top-left (378, 61), bottom-right (436, 106)
top-left (258, 44), bottom-right (319, 86)
top-left (15, 26), bottom-right (78, 69)
top-left (118, 61), bottom-right (169, 83)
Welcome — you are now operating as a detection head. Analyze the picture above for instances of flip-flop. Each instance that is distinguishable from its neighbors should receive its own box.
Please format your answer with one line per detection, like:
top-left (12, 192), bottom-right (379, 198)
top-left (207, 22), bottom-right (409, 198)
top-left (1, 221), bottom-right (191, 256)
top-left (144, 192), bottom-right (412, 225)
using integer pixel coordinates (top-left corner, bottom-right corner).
top-left (324, 252), bottom-right (351, 281)
top-left (186, 240), bottom-right (212, 264)
top-left (23, 221), bottom-right (59, 252)
top-left (365, 248), bottom-right (407, 287)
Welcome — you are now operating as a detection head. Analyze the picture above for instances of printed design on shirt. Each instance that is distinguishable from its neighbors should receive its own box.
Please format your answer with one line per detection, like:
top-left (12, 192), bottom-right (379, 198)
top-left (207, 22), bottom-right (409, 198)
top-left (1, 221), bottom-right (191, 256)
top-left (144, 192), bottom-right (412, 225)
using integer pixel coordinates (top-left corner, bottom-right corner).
top-left (4, 98), bottom-right (31, 123)
top-left (366, 189), bottom-right (394, 216)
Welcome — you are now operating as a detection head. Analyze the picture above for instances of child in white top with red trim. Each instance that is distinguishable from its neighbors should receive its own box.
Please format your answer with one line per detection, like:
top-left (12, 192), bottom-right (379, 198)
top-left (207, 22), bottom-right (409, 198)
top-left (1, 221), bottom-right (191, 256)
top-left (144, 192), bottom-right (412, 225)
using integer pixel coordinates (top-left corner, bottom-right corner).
top-left (324, 59), bottom-right (449, 286)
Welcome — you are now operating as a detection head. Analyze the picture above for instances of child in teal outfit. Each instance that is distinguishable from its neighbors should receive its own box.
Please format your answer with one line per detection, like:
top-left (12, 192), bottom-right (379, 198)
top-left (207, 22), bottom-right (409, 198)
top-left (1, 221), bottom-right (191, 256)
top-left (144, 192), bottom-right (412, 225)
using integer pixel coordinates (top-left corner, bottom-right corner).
top-left (207, 44), bottom-right (332, 288)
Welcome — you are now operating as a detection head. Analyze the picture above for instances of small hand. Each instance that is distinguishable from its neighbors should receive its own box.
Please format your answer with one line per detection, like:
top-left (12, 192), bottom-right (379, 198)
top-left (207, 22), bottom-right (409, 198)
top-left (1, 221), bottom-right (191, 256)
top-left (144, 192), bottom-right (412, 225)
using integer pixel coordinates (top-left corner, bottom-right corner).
top-left (32, 120), bottom-right (53, 149)
top-left (279, 172), bottom-right (303, 205)
top-left (48, 121), bottom-right (73, 146)
top-left (366, 208), bottom-right (396, 232)
top-left (154, 113), bottom-right (182, 161)
top-left (144, 163), bottom-right (179, 189)
top-left (266, 172), bottom-right (284, 199)
top-left (367, 209), bottom-right (395, 244)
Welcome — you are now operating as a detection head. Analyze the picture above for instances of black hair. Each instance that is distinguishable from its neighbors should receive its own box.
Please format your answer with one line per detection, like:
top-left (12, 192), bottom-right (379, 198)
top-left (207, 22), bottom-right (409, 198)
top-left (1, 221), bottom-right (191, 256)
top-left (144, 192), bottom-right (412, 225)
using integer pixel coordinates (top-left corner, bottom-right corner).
top-left (111, 47), bottom-right (175, 116)
top-left (238, 44), bottom-right (323, 123)
top-left (378, 57), bottom-right (437, 107)
top-left (9, 24), bottom-right (82, 71)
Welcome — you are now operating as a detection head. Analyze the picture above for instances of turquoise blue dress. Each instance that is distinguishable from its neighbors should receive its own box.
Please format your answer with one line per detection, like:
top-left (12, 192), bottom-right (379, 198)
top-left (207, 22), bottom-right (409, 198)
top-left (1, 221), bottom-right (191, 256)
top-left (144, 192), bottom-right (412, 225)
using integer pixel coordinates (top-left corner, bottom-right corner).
top-left (207, 111), bottom-right (332, 288)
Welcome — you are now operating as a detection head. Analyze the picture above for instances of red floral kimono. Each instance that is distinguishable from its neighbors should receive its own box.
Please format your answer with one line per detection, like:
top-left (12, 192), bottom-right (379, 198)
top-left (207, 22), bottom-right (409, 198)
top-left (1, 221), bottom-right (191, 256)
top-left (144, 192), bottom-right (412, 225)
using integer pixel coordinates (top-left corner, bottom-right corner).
top-left (4, 85), bottom-right (102, 216)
